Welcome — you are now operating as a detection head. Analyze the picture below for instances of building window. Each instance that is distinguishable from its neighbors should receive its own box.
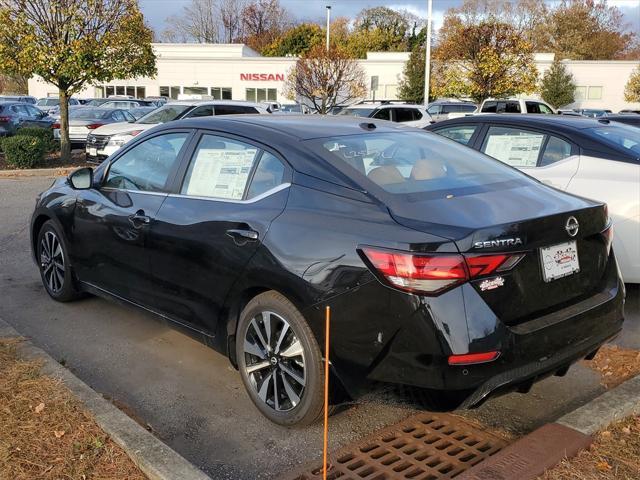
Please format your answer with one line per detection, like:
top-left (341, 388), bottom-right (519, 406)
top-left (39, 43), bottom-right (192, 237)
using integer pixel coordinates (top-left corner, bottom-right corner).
top-left (160, 86), bottom-right (181, 99)
top-left (588, 86), bottom-right (603, 100)
top-left (211, 87), bottom-right (232, 99)
top-left (246, 88), bottom-right (277, 102)
top-left (105, 86), bottom-right (115, 97)
top-left (575, 86), bottom-right (587, 101)
top-left (183, 86), bottom-right (208, 96)
top-left (137, 87), bottom-right (146, 99)
top-left (101, 85), bottom-right (147, 98)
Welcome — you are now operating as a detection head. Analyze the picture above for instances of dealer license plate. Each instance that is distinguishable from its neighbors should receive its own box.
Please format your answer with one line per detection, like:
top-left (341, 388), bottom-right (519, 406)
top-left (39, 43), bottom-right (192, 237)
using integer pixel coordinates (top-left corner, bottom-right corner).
top-left (540, 241), bottom-right (580, 282)
top-left (88, 148), bottom-right (97, 157)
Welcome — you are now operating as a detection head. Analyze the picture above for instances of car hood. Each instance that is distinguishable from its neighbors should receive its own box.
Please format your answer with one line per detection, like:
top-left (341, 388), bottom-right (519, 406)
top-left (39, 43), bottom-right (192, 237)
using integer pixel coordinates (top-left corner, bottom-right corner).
top-left (91, 122), bottom-right (157, 136)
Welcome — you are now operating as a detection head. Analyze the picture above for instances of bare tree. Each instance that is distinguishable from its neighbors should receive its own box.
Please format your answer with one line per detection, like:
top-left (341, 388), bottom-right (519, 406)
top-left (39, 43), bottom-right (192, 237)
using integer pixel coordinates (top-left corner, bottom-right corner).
top-left (241, 0), bottom-right (290, 52)
top-left (283, 45), bottom-right (367, 114)
top-left (219, 0), bottom-right (245, 43)
top-left (162, 0), bottom-right (219, 43)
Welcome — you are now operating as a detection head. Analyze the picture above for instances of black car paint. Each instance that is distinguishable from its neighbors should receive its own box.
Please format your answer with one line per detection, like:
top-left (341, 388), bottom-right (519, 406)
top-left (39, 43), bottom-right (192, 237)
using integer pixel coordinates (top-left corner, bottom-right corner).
top-left (31, 116), bottom-right (625, 407)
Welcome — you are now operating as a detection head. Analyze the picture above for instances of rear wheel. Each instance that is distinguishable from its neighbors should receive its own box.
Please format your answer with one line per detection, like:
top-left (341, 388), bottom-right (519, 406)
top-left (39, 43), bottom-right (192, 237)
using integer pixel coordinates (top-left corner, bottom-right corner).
top-left (236, 291), bottom-right (325, 426)
top-left (37, 220), bottom-right (81, 302)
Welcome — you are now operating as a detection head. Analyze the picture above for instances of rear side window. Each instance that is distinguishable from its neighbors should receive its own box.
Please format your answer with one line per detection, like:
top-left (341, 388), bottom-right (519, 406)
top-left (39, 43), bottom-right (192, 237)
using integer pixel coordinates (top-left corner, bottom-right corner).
top-left (433, 125), bottom-right (478, 145)
top-left (312, 131), bottom-right (526, 196)
top-left (540, 136), bottom-right (573, 166)
top-left (481, 126), bottom-right (544, 167)
top-left (181, 134), bottom-right (259, 200)
top-left (497, 101), bottom-right (521, 113)
top-left (526, 102), bottom-right (541, 114)
top-left (215, 105), bottom-right (246, 115)
top-left (246, 152), bottom-right (285, 199)
top-left (394, 108), bottom-right (416, 122)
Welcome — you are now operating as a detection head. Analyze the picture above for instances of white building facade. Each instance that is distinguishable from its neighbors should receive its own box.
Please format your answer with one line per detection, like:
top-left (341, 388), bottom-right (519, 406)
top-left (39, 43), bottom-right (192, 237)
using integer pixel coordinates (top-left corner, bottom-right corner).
top-left (28, 43), bottom-right (640, 112)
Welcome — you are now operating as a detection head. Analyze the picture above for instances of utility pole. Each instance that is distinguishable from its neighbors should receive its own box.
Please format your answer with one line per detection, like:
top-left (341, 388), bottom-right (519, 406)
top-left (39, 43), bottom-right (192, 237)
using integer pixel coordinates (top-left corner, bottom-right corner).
top-left (423, 0), bottom-right (432, 105)
top-left (325, 6), bottom-right (331, 51)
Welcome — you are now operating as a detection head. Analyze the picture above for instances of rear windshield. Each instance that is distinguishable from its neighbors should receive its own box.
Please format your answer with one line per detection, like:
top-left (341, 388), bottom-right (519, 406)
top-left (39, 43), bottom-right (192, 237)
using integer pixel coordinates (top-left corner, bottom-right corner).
top-left (70, 109), bottom-right (113, 119)
top-left (136, 104), bottom-right (191, 124)
top-left (37, 98), bottom-right (60, 106)
top-left (588, 125), bottom-right (640, 156)
top-left (339, 108), bottom-right (374, 118)
top-left (310, 131), bottom-right (528, 197)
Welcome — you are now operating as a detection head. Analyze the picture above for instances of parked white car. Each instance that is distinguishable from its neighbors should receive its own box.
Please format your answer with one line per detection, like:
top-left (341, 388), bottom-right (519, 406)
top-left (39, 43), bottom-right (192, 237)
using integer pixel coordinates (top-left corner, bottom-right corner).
top-left (427, 115), bottom-right (640, 283)
top-left (338, 101), bottom-right (433, 128)
top-left (479, 98), bottom-right (556, 115)
top-left (85, 100), bottom-right (269, 162)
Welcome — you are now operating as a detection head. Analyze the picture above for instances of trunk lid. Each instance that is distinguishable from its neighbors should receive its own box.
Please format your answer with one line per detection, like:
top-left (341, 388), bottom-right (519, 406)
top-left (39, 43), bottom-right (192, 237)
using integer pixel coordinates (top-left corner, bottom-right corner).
top-left (389, 183), bottom-right (611, 325)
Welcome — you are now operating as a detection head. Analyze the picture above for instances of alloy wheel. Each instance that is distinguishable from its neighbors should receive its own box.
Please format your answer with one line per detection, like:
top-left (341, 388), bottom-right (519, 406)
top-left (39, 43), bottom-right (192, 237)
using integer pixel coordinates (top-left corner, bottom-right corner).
top-left (40, 231), bottom-right (65, 294)
top-left (243, 310), bottom-right (306, 412)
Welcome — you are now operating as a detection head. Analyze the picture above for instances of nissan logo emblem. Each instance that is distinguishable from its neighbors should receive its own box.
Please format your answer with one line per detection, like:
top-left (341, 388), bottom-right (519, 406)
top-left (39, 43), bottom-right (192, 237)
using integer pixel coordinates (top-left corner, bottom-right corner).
top-left (565, 216), bottom-right (579, 237)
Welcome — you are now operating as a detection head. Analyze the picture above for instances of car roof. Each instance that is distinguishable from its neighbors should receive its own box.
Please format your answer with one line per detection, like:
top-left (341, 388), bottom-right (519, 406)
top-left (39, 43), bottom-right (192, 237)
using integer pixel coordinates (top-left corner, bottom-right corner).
top-left (345, 102), bottom-right (422, 109)
top-left (158, 114), bottom-right (411, 140)
top-left (431, 113), bottom-right (612, 131)
top-left (166, 100), bottom-right (266, 108)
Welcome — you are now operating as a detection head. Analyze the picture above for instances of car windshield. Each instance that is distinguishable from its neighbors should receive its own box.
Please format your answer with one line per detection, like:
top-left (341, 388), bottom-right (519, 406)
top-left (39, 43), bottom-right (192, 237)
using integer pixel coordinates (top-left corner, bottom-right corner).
top-left (339, 108), bottom-right (375, 118)
top-left (86, 99), bottom-right (110, 106)
top-left (37, 98), bottom-right (59, 106)
top-left (70, 108), bottom-right (114, 120)
top-left (588, 125), bottom-right (640, 156)
top-left (136, 104), bottom-right (192, 124)
top-left (310, 131), bottom-right (527, 197)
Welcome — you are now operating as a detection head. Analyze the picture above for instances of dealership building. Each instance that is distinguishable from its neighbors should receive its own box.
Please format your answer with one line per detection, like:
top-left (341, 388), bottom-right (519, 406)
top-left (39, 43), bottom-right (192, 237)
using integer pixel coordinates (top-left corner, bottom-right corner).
top-left (28, 43), bottom-right (640, 112)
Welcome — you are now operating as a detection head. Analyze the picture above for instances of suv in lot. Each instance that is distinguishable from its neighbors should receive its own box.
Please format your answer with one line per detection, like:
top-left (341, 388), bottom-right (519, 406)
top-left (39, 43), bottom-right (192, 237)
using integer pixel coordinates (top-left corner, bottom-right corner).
top-left (479, 98), bottom-right (555, 115)
top-left (86, 100), bottom-right (269, 162)
top-left (427, 101), bottom-right (477, 122)
top-left (338, 100), bottom-right (432, 128)
top-left (0, 101), bottom-right (53, 136)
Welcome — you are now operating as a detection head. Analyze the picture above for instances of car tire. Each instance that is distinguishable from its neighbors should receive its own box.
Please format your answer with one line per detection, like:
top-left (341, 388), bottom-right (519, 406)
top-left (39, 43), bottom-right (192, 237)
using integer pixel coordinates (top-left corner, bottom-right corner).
top-left (236, 291), bottom-right (325, 426)
top-left (36, 220), bottom-right (81, 302)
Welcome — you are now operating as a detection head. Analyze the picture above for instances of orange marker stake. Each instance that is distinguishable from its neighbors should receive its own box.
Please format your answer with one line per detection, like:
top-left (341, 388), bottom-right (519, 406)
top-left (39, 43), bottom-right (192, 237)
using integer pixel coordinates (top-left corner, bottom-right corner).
top-left (323, 305), bottom-right (331, 480)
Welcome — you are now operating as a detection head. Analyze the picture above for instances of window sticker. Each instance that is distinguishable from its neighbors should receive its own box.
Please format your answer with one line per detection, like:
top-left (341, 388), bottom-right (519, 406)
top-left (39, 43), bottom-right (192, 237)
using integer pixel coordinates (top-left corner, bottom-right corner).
top-left (185, 148), bottom-right (257, 199)
top-left (484, 133), bottom-right (544, 167)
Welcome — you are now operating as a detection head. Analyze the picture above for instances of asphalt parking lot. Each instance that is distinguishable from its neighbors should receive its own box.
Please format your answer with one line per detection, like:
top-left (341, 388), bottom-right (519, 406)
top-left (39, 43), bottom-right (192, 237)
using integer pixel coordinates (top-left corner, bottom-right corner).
top-left (1, 175), bottom-right (639, 478)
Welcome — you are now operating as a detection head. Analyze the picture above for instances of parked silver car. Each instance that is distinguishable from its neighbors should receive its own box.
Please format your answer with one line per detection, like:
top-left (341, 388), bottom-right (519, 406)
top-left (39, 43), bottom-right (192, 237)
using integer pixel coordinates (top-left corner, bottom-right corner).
top-left (0, 101), bottom-right (53, 136)
top-left (53, 108), bottom-right (136, 144)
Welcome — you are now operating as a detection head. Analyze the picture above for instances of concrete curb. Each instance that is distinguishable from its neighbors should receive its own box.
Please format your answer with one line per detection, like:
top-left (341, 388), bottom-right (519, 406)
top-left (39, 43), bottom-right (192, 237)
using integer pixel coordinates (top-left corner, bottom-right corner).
top-left (0, 317), bottom-right (212, 480)
top-left (0, 166), bottom-right (79, 177)
top-left (557, 373), bottom-right (640, 435)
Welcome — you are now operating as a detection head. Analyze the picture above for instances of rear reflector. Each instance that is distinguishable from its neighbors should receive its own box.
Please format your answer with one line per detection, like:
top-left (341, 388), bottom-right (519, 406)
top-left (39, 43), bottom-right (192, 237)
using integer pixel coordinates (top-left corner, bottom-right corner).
top-left (448, 351), bottom-right (500, 365)
top-left (361, 247), bottom-right (524, 295)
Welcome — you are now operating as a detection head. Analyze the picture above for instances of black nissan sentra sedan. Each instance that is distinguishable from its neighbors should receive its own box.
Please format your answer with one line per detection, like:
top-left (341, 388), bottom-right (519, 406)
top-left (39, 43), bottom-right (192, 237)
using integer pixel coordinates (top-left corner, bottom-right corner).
top-left (31, 116), bottom-right (624, 425)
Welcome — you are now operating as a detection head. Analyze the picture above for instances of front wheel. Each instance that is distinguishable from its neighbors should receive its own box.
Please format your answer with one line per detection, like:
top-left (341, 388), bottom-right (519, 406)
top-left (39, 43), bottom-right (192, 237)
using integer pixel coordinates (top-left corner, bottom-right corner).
top-left (37, 220), bottom-right (81, 302)
top-left (236, 291), bottom-right (325, 426)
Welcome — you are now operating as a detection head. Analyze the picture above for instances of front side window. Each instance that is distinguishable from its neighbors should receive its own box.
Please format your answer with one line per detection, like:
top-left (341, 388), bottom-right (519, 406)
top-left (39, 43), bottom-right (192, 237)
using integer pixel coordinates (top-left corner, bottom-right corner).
top-left (526, 102), bottom-right (541, 114)
top-left (186, 105), bottom-right (214, 118)
top-left (538, 103), bottom-right (554, 114)
top-left (181, 135), bottom-right (259, 200)
top-left (104, 133), bottom-right (189, 192)
top-left (481, 101), bottom-right (497, 113)
top-left (312, 131), bottom-right (526, 196)
top-left (394, 108), bottom-right (416, 123)
top-left (339, 107), bottom-right (375, 118)
top-left (372, 108), bottom-right (391, 121)
top-left (481, 126), bottom-right (544, 167)
top-left (434, 125), bottom-right (478, 145)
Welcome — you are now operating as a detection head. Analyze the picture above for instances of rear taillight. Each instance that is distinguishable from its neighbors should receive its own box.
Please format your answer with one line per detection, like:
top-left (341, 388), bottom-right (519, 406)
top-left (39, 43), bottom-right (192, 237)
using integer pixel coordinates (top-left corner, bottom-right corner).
top-left (52, 123), bottom-right (60, 129)
top-left (361, 247), bottom-right (524, 295)
top-left (603, 224), bottom-right (613, 254)
top-left (0, 115), bottom-right (10, 122)
top-left (448, 351), bottom-right (500, 365)
top-left (87, 123), bottom-right (104, 129)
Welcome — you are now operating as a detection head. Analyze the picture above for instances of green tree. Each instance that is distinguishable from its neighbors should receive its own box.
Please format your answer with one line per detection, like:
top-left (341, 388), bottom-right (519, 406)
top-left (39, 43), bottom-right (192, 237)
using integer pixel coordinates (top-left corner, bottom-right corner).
top-left (625, 66), bottom-right (640, 103)
top-left (398, 45), bottom-right (426, 104)
top-left (432, 19), bottom-right (538, 103)
top-left (0, 0), bottom-right (156, 161)
top-left (540, 60), bottom-right (576, 108)
top-left (263, 23), bottom-right (324, 57)
top-left (283, 45), bottom-right (366, 114)
top-left (346, 6), bottom-right (411, 58)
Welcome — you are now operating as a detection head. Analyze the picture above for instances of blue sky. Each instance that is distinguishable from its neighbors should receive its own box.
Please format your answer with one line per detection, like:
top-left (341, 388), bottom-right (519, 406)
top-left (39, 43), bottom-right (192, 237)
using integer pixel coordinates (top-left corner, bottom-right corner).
top-left (140, 0), bottom-right (640, 37)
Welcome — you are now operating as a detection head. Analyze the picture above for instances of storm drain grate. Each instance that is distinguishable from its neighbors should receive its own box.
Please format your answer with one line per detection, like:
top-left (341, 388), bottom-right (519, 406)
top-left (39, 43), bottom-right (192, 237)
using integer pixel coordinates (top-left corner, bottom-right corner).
top-left (284, 413), bottom-right (509, 480)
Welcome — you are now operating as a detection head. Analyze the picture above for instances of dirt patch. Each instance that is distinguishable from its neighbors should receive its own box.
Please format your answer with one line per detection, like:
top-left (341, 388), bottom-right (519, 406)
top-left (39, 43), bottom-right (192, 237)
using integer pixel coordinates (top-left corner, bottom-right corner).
top-left (542, 415), bottom-right (640, 480)
top-left (0, 338), bottom-right (147, 480)
top-left (582, 344), bottom-right (640, 389)
top-left (0, 149), bottom-right (89, 171)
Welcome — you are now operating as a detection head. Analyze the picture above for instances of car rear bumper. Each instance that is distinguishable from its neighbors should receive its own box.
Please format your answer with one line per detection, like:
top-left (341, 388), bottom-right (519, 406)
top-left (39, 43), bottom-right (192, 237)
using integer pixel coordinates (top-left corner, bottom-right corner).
top-left (322, 249), bottom-right (624, 407)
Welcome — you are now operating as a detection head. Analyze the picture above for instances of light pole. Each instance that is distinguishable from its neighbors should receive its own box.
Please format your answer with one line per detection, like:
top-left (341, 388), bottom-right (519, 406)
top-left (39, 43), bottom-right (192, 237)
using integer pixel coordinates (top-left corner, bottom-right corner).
top-left (423, 0), bottom-right (432, 105)
top-left (325, 5), bottom-right (331, 51)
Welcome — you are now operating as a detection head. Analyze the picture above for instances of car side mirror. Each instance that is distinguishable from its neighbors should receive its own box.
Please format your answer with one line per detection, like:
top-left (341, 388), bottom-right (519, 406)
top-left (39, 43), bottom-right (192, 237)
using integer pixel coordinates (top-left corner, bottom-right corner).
top-left (68, 167), bottom-right (93, 190)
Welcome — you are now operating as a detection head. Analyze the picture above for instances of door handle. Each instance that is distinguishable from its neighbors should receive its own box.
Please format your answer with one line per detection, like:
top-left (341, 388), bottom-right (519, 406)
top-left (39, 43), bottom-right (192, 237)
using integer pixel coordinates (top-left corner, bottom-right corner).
top-left (128, 210), bottom-right (151, 227)
top-left (226, 228), bottom-right (259, 244)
